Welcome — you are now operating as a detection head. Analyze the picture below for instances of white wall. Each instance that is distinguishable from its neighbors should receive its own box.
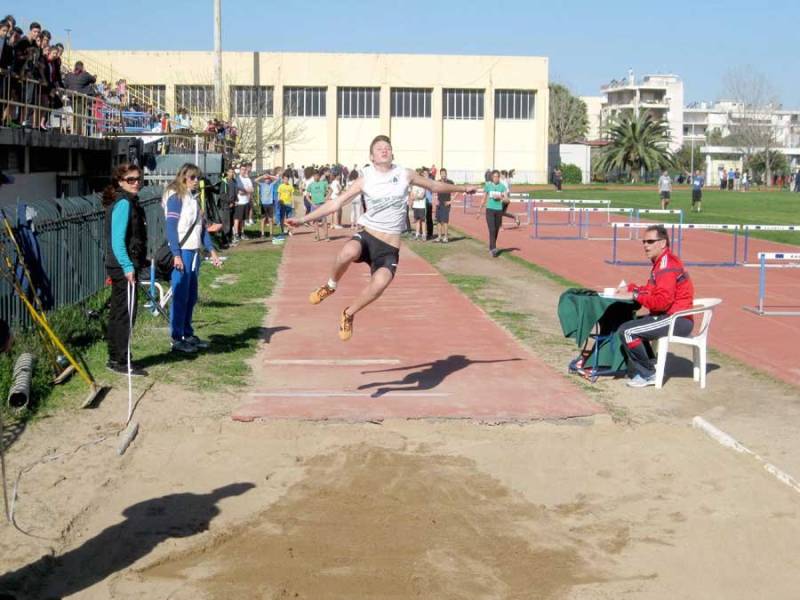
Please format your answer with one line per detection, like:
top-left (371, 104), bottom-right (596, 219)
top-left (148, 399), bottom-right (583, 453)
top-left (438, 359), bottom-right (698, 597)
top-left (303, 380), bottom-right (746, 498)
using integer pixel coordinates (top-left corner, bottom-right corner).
top-left (551, 144), bottom-right (592, 184)
top-left (494, 119), bottom-right (539, 178)
top-left (337, 118), bottom-right (382, 168)
top-left (391, 119), bottom-right (435, 168)
top-left (442, 120), bottom-right (484, 173)
top-left (284, 118), bottom-right (327, 166)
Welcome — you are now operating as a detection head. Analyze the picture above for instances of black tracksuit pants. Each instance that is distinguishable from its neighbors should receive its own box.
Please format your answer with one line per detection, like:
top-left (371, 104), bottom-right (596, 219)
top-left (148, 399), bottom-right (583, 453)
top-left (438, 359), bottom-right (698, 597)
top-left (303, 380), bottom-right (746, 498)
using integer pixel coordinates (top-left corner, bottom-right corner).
top-left (106, 268), bottom-right (139, 365)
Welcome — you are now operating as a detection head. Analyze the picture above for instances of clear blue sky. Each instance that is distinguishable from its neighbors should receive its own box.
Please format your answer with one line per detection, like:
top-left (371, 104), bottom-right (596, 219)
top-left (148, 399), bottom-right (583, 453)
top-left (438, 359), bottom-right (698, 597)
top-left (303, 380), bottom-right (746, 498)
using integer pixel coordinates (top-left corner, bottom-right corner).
top-left (11, 0), bottom-right (798, 106)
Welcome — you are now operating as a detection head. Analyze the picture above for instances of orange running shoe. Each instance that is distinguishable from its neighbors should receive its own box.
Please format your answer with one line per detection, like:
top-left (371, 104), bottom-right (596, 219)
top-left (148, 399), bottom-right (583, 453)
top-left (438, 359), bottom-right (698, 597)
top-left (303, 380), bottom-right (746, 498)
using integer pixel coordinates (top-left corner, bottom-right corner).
top-left (309, 284), bottom-right (336, 305)
top-left (338, 308), bottom-right (354, 341)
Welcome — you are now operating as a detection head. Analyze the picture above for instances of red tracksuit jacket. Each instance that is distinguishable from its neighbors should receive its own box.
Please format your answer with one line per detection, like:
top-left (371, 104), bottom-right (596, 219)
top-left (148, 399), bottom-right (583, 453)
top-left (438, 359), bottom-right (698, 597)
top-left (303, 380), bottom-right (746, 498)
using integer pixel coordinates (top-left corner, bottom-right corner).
top-left (627, 249), bottom-right (695, 317)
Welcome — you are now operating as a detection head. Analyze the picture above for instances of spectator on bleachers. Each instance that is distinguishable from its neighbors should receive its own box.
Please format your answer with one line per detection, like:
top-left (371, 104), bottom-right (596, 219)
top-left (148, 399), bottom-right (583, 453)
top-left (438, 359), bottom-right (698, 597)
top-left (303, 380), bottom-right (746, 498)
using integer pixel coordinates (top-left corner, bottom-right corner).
top-left (64, 61), bottom-right (96, 95)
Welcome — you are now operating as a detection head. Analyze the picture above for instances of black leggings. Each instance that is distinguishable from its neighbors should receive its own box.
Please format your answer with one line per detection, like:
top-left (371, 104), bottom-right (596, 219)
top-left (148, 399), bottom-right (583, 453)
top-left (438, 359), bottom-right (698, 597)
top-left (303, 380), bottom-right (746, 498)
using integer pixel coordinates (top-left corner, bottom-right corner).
top-left (486, 208), bottom-right (503, 251)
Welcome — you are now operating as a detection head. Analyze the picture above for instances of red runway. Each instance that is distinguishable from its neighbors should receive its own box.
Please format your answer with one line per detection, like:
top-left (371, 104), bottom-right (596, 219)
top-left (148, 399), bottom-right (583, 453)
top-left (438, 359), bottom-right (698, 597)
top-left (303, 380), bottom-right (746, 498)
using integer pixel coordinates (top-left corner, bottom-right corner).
top-left (449, 199), bottom-right (800, 386)
top-left (233, 231), bottom-right (602, 422)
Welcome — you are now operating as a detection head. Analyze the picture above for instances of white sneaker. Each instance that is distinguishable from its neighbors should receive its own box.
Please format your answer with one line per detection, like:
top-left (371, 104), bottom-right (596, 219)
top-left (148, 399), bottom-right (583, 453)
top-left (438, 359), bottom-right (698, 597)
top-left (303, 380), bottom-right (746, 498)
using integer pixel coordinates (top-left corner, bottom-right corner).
top-left (626, 374), bottom-right (657, 388)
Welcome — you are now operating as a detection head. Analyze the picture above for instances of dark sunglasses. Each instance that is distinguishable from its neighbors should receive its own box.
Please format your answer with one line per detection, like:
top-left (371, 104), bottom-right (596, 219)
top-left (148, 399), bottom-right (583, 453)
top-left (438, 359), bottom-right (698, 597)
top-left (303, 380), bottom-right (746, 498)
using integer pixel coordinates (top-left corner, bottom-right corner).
top-left (121, 176), bottom-right (142, 184)
top-left (187, 175), bottom-right (199, 181)
top-left (642, 238), bottom-right (663, 245)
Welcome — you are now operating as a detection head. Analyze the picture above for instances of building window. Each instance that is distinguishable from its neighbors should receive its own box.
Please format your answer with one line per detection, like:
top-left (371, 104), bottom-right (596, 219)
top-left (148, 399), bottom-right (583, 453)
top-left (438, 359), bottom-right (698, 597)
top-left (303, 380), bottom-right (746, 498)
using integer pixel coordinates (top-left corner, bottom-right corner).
top-left (390, 88), bottom-right (432, 118)
top-left (443, 89), bottom-right (484, 120)
top-left (284, 87), bottom-right (327, 117)
top-left (230, 86), bottom-right (274, 117)
top-left (128, 85), bottom-right (166, 110)
top-left (494, 90), bottom-right (535, 119)
top-left (176, 85), bottom-right (216, 115)
top-left (337, 87), bottom-right (380, 118)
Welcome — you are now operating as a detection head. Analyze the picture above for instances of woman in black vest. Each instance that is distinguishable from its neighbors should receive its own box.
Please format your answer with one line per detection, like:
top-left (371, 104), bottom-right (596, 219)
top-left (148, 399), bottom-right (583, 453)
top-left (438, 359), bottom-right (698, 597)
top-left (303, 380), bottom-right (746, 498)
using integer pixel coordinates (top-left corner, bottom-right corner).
top-left (102, 163), bottom-right (148, 376)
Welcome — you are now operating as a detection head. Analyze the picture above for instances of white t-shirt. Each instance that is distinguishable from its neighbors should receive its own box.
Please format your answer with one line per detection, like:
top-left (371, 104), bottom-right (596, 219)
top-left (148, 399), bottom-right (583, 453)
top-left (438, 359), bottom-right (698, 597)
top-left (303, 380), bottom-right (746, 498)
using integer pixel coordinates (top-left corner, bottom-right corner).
top-left (357, 164), bottom-right (411, 235)
top-left (236, 176), bottom-right (253, 206)
top-left (658, 175), bottom-right (672, 192)
top-left (411, 186), bottom-right (426, 209)
top-left (330, 179), bottom-right (342, 200)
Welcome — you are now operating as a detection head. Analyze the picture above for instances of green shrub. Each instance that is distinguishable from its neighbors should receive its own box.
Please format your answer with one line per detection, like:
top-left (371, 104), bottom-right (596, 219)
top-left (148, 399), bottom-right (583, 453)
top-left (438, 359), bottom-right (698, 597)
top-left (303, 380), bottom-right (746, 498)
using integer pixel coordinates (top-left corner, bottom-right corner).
top-left (561, 163), bottom-right (583, 184)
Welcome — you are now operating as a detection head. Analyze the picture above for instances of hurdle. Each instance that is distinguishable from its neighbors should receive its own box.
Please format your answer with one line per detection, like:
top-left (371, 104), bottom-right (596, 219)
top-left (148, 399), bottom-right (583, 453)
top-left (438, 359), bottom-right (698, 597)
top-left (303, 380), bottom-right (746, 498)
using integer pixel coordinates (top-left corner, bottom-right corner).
top-left (741, 225), bottom-right (800, 264)
top-left (581, 207), bottom-right (637, 241)
top-left (532, 198), bottom-right (612, 225)
top-left (743, 252), bottom-right (800, 316)
top-left (676, 224), bottom-right (740, 267)
top-left (606, 222), bottom-right (679, 265)
top-left (531, 206), bottom-right (586, 239)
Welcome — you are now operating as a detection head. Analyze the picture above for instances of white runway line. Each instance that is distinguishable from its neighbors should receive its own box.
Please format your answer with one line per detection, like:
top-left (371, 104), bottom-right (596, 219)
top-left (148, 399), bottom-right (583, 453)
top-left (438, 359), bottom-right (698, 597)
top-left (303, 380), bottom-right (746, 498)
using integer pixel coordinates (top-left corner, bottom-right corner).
top-left (264, 359), bottom-right (401, 366)
top-left (249, 391), bottom-right (451, 398)
top-left (692, 416), bottom-right (800, 495)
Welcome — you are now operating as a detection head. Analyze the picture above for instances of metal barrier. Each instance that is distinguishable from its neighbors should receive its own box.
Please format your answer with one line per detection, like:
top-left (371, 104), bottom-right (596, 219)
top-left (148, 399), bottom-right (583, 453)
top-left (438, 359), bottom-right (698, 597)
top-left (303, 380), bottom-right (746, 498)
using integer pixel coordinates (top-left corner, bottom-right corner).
top-left (0, 186), bottom-right (166, 327)
top-left (0, 68), bottom-right (127, 136)
top-left (741, 225), bottom-right (800, 264)
top-left (743, 253), bottom-right (800, 317)
top-left (531, 207), bottom-right (635, 240)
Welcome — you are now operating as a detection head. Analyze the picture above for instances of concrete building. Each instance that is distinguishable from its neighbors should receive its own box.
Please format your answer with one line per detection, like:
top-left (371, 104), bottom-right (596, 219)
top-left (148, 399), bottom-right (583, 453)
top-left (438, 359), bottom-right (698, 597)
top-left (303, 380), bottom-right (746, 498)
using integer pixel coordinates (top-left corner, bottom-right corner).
top-left (73, 50), bottom-right (550, 182)
top-left (599, 70), bottom-right (684, 150)
top-left (684, 100), bottom-right (800, 149)
top-left (580, 96), bottom-right (605, 141)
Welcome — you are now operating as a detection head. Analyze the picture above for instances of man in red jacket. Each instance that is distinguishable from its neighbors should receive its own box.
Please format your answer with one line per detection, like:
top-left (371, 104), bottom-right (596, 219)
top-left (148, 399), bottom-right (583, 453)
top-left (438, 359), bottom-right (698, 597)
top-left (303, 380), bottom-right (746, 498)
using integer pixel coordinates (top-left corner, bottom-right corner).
top-left (614, 225), bottom-right (695, 387)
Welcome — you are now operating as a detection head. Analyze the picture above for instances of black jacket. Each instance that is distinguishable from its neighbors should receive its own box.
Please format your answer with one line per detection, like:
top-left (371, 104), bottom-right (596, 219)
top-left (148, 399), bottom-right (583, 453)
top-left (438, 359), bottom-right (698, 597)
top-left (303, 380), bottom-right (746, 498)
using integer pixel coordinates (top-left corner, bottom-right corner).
top-left (105, 191), bottom-right (148, 275)
top-left (64, 70), bottom-right (97, 95)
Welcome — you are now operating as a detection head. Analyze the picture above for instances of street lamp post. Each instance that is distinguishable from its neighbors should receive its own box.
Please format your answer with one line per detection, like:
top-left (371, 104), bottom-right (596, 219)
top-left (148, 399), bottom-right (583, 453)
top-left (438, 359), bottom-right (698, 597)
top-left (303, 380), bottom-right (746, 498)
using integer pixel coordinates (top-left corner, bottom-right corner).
top-left (65, 28), bottom-right (72, 66)
top-left (213, 0), bottom-right (222, 119)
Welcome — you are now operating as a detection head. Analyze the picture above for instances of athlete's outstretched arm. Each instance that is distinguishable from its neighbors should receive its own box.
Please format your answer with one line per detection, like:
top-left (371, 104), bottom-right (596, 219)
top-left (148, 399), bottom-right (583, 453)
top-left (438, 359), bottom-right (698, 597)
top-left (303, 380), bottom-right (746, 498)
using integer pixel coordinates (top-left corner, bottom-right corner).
top-left (408, 170), bottom-right (477, 195)
top-left (287, 178), bottom-right (364, 227)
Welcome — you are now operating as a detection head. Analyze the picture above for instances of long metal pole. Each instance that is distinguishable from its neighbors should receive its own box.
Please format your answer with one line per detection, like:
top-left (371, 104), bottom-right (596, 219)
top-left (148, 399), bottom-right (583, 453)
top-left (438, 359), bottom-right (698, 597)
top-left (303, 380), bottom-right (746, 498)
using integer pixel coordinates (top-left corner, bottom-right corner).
top-left (213, 0), bottom-right (223, 119)
top-left (690, 123), bottom-right (695, 176)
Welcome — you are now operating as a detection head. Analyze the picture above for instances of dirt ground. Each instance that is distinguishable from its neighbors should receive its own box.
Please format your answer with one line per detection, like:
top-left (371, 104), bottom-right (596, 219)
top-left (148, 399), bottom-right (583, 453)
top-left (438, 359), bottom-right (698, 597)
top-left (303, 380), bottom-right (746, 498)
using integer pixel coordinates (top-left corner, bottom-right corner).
top-left (1, 237), bottom-right (800, 599)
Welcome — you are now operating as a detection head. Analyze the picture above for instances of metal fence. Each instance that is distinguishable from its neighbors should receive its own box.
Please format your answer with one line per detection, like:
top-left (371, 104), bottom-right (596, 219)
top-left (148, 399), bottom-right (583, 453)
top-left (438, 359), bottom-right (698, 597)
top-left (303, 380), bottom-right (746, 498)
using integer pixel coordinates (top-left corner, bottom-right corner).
top-left (0, 186), bottom-right (166, 327)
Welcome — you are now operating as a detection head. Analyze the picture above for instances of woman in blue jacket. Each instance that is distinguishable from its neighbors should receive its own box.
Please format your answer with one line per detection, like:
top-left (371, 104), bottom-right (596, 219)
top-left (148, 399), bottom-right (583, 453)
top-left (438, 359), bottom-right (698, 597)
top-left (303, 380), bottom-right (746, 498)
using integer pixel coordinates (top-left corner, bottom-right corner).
top-left (163, 163), bottom-right (221, 354)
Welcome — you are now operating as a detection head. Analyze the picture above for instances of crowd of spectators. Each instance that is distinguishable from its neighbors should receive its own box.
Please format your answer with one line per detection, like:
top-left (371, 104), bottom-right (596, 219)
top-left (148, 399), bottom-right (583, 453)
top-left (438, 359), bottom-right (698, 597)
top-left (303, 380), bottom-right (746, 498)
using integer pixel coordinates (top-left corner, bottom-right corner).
top-left (0, 14), bottom-right (236, 140)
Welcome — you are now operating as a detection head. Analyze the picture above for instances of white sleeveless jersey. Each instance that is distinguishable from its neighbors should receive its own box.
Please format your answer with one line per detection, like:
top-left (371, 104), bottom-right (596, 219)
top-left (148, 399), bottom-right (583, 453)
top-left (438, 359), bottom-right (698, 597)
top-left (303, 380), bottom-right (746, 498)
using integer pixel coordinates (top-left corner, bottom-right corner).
top-left (357, 164), bottom-right (410, 235)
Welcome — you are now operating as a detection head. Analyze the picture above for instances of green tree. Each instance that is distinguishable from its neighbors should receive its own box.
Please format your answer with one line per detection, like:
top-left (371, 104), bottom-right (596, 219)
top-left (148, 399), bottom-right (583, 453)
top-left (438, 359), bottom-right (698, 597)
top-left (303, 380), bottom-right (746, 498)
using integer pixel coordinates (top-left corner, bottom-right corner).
top-left (549, 84), bottom-right (588, 144)
top-left (596, 113), bottom-right (673, 182)
top-left (673, 144), bottom-right (707, 175)
top-left (748, 150), bottom-right (789, 181)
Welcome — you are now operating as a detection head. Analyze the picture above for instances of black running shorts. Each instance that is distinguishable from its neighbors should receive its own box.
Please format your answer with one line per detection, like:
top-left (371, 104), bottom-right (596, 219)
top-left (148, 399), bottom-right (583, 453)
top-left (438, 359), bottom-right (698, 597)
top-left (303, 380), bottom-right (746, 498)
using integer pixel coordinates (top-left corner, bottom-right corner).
top-left (353, 230), bottom-right (399, 276)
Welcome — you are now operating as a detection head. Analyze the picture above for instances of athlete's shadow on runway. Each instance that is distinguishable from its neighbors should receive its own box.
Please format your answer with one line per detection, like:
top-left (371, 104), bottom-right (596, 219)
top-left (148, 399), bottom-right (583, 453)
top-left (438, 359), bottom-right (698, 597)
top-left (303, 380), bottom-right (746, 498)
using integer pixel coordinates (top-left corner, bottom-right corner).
top-left (495, 247), bottom-right (520, 256)
top-left (358, 354), bottom-right (522, 398)
top-left (0, 483), bottom-right (255, 599)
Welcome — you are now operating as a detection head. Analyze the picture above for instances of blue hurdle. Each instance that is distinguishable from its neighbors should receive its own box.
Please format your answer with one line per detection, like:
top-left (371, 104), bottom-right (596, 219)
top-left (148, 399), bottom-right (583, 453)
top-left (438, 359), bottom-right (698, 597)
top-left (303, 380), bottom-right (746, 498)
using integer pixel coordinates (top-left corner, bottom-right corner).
top-left (606, 222), bottom-right (679, 265)
top-left (743, 252), bottom-right (800, 316)
top-left (676, 223), bottom-right (740, 267)
top-left (741, 225), bottom-right (800, 264)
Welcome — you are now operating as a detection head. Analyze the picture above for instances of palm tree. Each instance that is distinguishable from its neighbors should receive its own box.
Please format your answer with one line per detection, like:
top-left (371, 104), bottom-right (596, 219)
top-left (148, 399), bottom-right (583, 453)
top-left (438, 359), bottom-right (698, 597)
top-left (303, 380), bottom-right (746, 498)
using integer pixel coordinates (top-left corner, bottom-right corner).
top-left (596, 113), bottom-right (674, 182)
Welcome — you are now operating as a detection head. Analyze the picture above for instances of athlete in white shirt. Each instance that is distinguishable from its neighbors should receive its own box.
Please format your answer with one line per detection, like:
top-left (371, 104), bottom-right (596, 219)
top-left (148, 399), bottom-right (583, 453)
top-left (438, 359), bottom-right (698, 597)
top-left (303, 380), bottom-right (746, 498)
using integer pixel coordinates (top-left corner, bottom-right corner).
top-left (287, 135), bottom-right (476, 340)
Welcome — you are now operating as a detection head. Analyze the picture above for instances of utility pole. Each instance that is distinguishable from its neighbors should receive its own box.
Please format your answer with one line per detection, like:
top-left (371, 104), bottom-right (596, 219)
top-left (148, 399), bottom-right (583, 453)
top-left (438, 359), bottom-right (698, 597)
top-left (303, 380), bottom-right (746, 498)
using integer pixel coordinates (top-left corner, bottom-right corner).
top-left (65, 29), bottom-right (72, 66)
top-left (213, 0), bottom-right (223, 119)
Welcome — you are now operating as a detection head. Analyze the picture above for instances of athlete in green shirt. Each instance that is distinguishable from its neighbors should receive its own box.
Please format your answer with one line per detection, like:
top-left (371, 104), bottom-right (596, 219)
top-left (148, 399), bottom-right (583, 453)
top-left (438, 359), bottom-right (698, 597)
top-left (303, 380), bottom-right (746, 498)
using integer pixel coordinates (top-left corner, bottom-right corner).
top-left (479, 170), bottom-right (509, 257)
top-left (306, 172), bottom-right (331, 241)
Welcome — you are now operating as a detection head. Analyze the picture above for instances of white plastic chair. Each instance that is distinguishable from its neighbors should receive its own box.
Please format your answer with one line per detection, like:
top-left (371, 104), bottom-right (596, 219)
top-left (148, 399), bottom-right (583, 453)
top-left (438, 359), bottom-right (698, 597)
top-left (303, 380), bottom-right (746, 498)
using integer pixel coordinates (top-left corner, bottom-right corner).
top-left (654, 298), bottom-right (722, 389)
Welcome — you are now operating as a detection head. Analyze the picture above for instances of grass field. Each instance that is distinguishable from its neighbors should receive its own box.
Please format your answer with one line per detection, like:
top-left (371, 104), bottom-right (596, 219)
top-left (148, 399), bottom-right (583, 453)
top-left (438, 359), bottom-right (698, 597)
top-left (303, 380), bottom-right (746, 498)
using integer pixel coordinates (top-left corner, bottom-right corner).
top-left (515, 186), bottom-right (800, 245)
top-left (1, 241), bottom-right (282, 421)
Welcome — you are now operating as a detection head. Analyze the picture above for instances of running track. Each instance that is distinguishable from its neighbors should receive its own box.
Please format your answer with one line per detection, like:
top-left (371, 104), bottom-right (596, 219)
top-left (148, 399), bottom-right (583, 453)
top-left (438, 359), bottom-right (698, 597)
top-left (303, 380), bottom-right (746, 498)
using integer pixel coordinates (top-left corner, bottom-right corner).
top-left (233, 231), bottom-right (602, 422)
top-left (449, 198), bottom-right (800, 386)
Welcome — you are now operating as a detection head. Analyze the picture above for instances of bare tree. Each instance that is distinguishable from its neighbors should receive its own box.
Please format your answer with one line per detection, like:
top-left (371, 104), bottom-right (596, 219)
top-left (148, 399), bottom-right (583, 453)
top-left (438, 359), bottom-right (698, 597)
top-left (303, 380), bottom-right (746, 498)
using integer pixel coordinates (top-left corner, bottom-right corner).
top-left (549, 83), bottom-right (589, 144)
top-left (722, 66), bottom-right (781, 184)
top-left (233, 115), bottom-right (307, 167)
